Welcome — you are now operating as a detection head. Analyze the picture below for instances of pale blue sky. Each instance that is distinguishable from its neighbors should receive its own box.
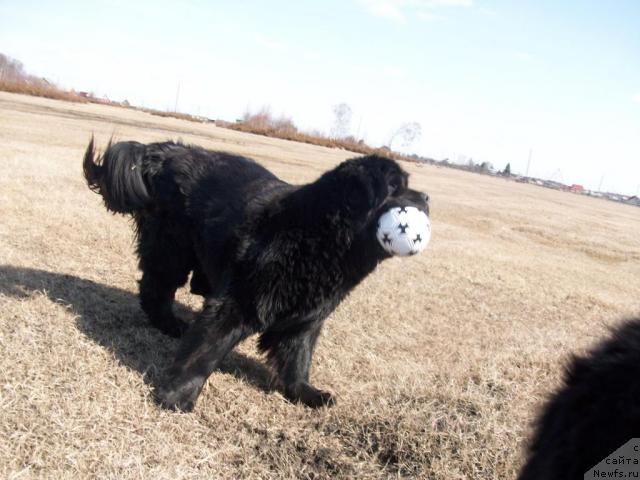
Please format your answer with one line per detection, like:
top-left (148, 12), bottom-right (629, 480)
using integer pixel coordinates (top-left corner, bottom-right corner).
top-left (1, 0), bottom-right (639, 194)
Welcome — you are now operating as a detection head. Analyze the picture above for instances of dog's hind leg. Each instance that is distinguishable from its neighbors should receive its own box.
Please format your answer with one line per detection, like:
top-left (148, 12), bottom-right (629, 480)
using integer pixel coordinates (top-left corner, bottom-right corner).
top-left (156, 300), bottom-right (251, 411)
top-left (258, 319), bottom-right (335, 408)
top-left (136, 215), bottom-right (194, 338)
top-left (139, 270), bottom-right (190, 338)
top-left (189, 262), bottom-right (214, 297)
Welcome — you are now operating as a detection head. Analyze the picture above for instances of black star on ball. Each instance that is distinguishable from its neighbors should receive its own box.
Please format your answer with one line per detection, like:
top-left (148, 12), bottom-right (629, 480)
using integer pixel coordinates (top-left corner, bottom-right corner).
top-left (414, 233), bottom-right (422, 243)
top-left (398, 206), bottom-right (408, 214)
top-left (398, 223), bottom-right (408, 234)
top-left (382, 233), bottom-right (392, 245)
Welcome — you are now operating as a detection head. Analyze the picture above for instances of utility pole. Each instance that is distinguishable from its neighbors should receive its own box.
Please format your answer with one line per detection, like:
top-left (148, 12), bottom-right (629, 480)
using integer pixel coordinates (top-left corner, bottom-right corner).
top-left (598, 174), bottom-right (605, 192)
top-left (174, 81), bottom-right (181, 112)
top-left (525, 148), bottom-right (532, 177)
top-left (355, 115), bottom-right (363, 141)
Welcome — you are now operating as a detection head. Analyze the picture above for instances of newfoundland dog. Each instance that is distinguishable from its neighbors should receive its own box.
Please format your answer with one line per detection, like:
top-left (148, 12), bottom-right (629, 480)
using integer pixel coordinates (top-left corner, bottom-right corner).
top-left (83, 139), bottom-right (429, 411)
top-left (518, 317), bottom-right (640, 479)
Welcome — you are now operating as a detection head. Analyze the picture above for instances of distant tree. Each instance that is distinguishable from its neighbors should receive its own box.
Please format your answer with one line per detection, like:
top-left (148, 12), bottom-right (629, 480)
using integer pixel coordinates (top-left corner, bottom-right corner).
top-left (502, 163), bottom-right (511, 176)
top-left (331, 103), bottom-right (352, 139)
top-left (242, 106), bottom-right (272, 130)
top-left (0, 53), bottom-right (28, 83)
top-left (479, 161), bottom-right (493, 173)
top-left (388, 122), bottom-right (422, 149)
top-left (241, 106), bottom-right (297, 134)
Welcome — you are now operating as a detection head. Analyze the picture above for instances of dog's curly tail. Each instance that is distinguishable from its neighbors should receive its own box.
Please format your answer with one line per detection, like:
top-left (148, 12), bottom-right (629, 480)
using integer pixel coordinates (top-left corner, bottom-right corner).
top-left (82, 136), bottom-right (103, 194)
top-left (82, 136), bottom-right (151, 214)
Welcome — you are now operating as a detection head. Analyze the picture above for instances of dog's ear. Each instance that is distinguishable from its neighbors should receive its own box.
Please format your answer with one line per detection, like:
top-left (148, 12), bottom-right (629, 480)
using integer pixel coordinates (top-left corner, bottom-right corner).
top-left (386, 171), bottom-right (408, 197)
top-left (324, 156), bottom-right (406, 221)
top-left (343, 170), bottom-right (377, 215)
top-left (341, 162), bottom-right (393, 217)
top-left (357, 157), bottom-right (408, 206)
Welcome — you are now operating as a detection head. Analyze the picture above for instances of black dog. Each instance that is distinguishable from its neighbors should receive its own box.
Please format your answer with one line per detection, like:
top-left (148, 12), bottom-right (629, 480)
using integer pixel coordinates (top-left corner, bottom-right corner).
top-left (518, 317), bottom-right (640, 479)
top-left (83, 139), bottom-right (429, 411)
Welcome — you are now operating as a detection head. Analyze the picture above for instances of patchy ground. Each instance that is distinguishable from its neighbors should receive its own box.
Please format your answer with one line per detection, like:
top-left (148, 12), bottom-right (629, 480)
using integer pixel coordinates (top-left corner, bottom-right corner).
top-left (1, 91), bottom-right (638, 479)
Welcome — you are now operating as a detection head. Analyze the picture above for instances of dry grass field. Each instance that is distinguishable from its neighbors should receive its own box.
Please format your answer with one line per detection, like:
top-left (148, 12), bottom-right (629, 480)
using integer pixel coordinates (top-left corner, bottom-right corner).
top-left (1, 91), bottom-right (639, 479)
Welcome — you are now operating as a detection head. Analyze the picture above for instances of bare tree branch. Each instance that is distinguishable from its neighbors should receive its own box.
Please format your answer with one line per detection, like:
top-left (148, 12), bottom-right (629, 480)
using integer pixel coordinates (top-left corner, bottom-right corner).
top-left (331, 103), bottom-right (352, 139)
top-left (389, 122), bottom-right (422, 149)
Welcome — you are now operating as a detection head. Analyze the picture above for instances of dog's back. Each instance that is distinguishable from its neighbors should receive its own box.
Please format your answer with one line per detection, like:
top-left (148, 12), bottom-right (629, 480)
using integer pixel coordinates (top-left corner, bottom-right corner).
top-left (83, 138), bottom-right (279, 217)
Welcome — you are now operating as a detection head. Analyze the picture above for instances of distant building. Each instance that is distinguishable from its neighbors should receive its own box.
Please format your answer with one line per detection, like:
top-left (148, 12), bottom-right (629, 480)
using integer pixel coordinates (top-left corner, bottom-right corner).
top-left (570, 184), bottom-right (584, 193)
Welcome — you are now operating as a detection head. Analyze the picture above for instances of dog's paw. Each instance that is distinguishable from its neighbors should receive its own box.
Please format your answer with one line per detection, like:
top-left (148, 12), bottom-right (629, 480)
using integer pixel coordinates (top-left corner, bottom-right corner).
top-left (285, 382), bottom-right (337, 409)
top-left (155, 376), bottom-right (204, 412)
top-left (157, 317), bottom-right (189, 339)
top-left (304, 389), bottom-right (336, 409)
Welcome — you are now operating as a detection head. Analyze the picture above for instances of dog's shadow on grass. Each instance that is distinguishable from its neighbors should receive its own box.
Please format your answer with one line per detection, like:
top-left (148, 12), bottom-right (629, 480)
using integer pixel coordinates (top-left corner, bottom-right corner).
top-left (0, 265), bottom-right (276, 397)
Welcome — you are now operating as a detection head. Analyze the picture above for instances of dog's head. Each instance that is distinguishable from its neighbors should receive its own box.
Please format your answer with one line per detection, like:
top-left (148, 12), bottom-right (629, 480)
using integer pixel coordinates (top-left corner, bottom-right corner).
top-left (378, 164), bottom-right (430, 218)
top-left (336, 154), bottom-right (429, 219)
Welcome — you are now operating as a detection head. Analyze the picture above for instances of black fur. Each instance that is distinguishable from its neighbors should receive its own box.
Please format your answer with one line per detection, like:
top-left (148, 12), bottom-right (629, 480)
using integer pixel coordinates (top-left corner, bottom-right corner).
top-left (518, 318), bottom-right (640, 479)
top-left (83, 138), bottom-right (429, 410)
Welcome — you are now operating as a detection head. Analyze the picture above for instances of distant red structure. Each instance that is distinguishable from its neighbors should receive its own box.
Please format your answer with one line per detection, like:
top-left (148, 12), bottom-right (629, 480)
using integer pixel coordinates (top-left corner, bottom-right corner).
top-left (570, 184), bottom-right (584, 193)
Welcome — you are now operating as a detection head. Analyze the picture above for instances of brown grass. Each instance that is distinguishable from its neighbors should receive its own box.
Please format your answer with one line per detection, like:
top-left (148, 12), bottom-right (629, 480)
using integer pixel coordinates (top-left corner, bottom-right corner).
top-left (0, 91), bottom-right (639, 479)
top-left (0, 77), bottom-right (212, 125)
top-left (0, 79), bottom-right (88, 103)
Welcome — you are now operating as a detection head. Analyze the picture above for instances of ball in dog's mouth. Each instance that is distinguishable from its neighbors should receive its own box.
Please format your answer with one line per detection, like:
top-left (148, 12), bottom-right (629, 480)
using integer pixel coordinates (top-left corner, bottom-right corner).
top-left (376, 206), bottom-right (431, 256)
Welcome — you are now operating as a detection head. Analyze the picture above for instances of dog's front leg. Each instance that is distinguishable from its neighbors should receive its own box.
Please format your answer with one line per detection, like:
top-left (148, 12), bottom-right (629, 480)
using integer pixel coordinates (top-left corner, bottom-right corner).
top-left (155, 300), bottom-right (250, 411)
top-left (259, 318), bottom-right (335, 408)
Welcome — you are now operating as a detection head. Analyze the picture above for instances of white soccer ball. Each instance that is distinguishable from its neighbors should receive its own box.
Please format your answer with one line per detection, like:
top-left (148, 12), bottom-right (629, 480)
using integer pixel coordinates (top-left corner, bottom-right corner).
top-left (376, 206), bottom-right (431, 256)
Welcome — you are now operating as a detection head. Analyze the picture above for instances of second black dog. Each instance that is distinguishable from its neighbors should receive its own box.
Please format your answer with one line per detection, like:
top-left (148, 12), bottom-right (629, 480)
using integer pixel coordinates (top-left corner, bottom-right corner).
top-left (518, 317), bottom-right (640, 479)
top-left (83, 139), bottom-right (429, 411)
